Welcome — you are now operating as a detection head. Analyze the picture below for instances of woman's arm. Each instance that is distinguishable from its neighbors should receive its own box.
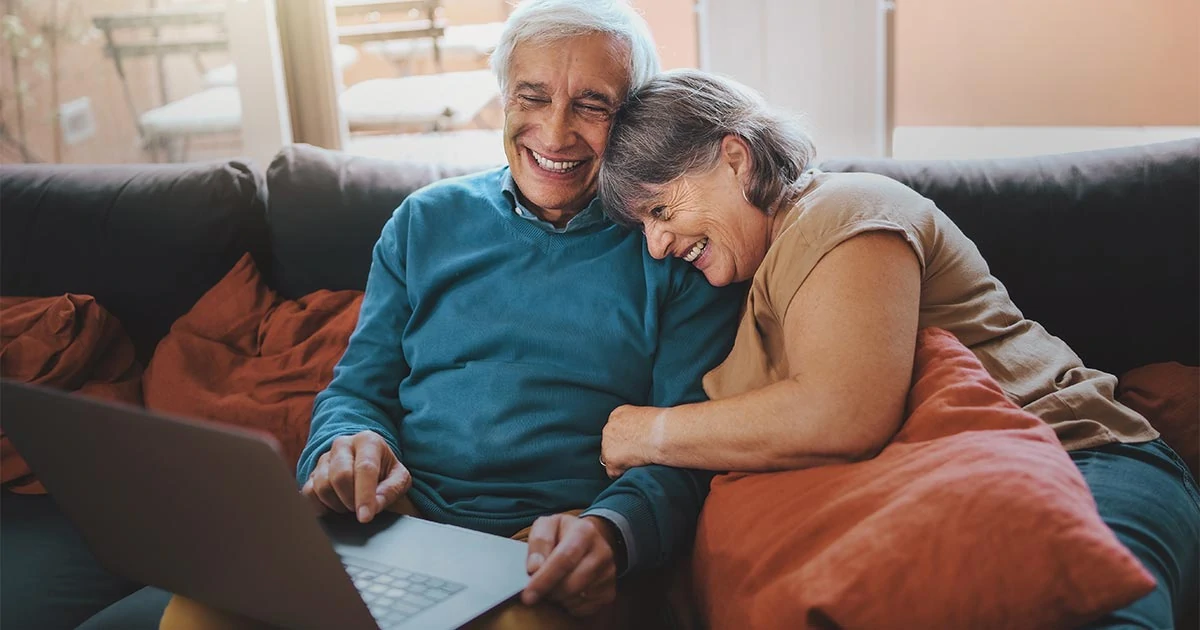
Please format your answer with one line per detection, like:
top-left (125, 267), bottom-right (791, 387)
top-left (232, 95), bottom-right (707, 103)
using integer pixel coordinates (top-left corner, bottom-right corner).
top-left (602, 231), bottom-right (921, 474)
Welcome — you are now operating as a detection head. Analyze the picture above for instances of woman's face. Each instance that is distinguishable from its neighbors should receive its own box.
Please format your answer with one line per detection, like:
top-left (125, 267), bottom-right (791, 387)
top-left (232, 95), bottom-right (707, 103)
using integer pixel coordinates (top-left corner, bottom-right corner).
top-left (638, 138), bottom-right (774, 287)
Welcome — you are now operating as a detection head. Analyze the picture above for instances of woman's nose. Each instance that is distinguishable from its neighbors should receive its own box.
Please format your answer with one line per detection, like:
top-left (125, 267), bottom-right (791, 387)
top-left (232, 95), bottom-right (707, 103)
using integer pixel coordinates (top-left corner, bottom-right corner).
top-left (644, 224), bottom-right (674, 260)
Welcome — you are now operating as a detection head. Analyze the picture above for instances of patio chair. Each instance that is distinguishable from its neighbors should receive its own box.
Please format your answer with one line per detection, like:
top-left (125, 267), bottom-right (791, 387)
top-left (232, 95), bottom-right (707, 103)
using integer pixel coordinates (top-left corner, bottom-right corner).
top-left (338, 69), bottom-right (499, 133)
top-left (94, 3), bottom-right (234, 162)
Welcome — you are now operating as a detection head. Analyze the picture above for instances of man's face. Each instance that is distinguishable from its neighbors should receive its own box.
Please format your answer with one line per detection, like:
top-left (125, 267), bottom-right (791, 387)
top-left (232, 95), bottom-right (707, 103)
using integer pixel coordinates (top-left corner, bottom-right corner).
top-left (502, 33), bottom-right (631, 224)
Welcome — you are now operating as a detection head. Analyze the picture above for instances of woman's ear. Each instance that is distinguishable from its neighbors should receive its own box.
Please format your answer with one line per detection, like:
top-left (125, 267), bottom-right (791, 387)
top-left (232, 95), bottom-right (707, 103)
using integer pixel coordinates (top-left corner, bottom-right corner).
top-left (721, 135), bottom-right (753, 181)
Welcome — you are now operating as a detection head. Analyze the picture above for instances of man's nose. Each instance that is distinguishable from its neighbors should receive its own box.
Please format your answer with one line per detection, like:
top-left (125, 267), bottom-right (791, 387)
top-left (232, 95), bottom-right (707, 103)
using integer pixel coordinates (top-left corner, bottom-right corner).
top-left (539, 104), bottom-right (574, 150)
top-left (645, 224), bottom-right (674, 260)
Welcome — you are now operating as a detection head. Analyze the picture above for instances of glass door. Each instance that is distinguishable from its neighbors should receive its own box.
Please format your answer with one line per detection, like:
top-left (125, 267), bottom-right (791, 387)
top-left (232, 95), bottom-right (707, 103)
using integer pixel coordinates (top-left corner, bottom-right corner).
top-left (1, 0), bottom-right (290, 165)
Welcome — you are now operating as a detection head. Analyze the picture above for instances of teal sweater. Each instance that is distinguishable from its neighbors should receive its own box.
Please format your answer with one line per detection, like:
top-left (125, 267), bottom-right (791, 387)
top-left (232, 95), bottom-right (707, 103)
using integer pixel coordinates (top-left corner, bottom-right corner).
top-left (297, 168), bottom-right (741, 574)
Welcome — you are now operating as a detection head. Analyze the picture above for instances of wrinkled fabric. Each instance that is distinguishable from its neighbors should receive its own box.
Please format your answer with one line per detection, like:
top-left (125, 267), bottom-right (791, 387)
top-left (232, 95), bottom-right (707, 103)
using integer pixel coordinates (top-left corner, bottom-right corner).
top-left (694, 328), bottom-right (1155, 630)
top-left (0, 294), bottom-right (143, 494)
top-left (142, 254), bottom-right (362, 468)
top-left (1117, 362), bottom-right (1199, 481)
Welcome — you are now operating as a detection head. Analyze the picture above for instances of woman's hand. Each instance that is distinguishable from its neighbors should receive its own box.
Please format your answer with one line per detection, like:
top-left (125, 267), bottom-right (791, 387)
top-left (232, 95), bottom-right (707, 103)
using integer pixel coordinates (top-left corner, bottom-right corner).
top-left (601, 405), bottom-right (663, 478)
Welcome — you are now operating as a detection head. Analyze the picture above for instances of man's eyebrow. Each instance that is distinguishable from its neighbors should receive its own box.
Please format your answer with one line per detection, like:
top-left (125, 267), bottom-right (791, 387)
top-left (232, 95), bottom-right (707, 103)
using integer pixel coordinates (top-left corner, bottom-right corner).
top-left (514, 81), bottom-right (549, 94)
top-left (576, 89), bottom-right (616, 107)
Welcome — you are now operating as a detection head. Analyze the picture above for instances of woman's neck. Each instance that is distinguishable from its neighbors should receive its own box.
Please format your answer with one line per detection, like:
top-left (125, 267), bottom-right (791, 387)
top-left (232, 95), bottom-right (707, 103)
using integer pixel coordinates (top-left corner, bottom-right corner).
top-left (766, 171), bottom-right (818, 247)
top-left (766, 201), bottom-right (798, 247)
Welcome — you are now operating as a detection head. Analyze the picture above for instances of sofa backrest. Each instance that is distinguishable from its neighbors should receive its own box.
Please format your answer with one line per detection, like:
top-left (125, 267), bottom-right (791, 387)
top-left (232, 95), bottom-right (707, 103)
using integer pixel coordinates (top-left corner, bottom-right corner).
top-left (0, 161), bottom-right (269, 360)
top-left (3, 139), bottom-right (1195, 377)
top-left (265, 140), bottom-right (1198, 377)
top-left (822, 138), bottom-right (1199, 376)
top-left (263, 144), bottom-right (488, 299)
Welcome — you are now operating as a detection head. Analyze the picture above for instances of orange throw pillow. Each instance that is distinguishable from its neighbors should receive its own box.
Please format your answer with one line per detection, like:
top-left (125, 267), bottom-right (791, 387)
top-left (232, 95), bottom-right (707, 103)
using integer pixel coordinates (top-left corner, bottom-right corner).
top-left (142, 254), bottom-right (362, 468)
top-left (693, 327), bottom-right (1156, 630)
top-left (1118, 362), bottom-right (1199, 481)
top-left (0, 294), bottom-right (143, 494)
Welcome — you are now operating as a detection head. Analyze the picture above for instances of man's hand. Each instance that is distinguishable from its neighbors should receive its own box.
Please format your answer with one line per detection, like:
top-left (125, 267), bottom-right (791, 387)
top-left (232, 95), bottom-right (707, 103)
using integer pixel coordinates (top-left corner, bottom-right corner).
top-left (521, 514), bottom-right (619, 617)
top-left (301, 431), bottom-right (411, 523)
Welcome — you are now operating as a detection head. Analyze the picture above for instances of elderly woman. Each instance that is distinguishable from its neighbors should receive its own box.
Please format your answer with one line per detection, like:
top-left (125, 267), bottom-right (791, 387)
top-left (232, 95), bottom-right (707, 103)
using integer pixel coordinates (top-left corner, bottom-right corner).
top-left (597, 69), bottom-right (1198, 628)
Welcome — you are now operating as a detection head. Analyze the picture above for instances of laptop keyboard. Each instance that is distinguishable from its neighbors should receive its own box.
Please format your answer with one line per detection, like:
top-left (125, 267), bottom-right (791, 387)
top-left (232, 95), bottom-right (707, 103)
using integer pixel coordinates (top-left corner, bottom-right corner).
top-left (341, 555), bottom-right (466, 628)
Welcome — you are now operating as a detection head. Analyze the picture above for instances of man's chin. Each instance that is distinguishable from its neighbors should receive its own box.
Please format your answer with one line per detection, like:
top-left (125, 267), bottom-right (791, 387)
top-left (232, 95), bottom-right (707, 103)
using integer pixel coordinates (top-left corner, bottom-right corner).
top-left (518, 185), bottom-right (593, 216)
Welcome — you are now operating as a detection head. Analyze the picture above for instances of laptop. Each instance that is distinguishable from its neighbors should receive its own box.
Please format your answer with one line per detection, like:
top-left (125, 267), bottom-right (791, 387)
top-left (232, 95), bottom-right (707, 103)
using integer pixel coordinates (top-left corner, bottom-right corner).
top-left (0, 380), bottom-right (531, 630)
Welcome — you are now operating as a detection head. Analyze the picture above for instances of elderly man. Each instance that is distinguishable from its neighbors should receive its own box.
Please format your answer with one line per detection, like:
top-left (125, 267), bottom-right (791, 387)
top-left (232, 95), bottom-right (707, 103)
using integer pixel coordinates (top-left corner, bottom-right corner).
top-left (292, 0), bottom-right (740, 623)
top-left (161, 0), bottom-right (738, 628)
top-left (2, 1), bottom-right (738, 628)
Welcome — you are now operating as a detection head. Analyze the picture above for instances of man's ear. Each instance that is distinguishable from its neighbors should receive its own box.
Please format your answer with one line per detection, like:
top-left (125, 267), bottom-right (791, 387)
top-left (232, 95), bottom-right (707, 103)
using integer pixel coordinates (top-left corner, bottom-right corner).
top-left (721, 135), bottom-right (753, 181)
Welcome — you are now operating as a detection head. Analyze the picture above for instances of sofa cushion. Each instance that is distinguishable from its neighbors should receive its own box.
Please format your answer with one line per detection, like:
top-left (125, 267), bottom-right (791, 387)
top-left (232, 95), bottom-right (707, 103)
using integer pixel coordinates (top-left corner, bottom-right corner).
top-left (0, 160), bottom-right (268, 361)
top-left (820, 138), bottom-right (1200, 376)
top-left (1118, 362), bottom-right (1199, 480)
top-left (0, 294), bottom-right (143, 494)
top-left (264, 144), bottom-right (491, 299)
top-left (142, 254), bottom-right (362, 467)
top-left (693, 327), bottom-right (1156, 630)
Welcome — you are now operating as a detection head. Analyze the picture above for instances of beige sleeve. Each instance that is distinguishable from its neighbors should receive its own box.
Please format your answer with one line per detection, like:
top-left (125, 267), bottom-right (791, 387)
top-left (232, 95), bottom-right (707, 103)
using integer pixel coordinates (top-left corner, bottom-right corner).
top-left (761, 173), bottom-right (936, 321)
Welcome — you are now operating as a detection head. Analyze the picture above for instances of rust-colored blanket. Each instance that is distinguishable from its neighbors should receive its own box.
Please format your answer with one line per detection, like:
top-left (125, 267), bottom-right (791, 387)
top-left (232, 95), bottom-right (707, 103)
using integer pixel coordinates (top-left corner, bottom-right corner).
top-left (1118, 362), bottom-right (1199, 481)
top-left (0, 294), bottom-right (143, 494)
top-left (142, 254), bottom-right (362, 468)
top-left (693, 328), bottom-right (1155, 630)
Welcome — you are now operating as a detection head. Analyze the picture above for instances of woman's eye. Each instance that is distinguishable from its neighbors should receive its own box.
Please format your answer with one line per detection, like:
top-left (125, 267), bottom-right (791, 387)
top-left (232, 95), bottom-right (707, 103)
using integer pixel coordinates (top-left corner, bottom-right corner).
top-left (650, 205), bottom-right (667, 220)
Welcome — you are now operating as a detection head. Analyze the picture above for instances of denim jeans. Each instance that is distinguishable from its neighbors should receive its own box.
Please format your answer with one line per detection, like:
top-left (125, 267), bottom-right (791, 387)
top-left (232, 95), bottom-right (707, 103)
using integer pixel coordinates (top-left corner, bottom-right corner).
top-left (1, 491), bottom-right (139, 629)
top-left (1073, 439), bottom-right (1200, 629)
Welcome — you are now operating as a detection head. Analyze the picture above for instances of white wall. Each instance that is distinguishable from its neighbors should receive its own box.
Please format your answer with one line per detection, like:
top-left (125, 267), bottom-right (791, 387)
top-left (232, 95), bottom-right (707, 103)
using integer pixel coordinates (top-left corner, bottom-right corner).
top-left (892, 127), bottom-right (1200, 160)
top-left (700, 0), bottom-right (889, 160)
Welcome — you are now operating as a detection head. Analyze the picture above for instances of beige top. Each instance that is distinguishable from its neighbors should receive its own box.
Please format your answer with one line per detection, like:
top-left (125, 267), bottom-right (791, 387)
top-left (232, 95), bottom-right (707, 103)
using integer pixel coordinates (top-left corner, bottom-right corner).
top-left (703, 171), bottom-right (1157, 451)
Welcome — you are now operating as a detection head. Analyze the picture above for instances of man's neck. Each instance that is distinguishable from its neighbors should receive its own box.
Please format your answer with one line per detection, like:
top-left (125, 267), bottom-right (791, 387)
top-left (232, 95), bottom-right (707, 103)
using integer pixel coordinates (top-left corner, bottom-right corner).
top-left (516, 191), bottom-right (583, 229)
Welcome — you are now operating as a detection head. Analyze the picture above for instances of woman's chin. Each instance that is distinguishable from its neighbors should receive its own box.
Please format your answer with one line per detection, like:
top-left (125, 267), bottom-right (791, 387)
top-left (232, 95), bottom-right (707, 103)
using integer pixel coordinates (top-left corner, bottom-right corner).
top-left (701, 269), bottom-right (733, 287)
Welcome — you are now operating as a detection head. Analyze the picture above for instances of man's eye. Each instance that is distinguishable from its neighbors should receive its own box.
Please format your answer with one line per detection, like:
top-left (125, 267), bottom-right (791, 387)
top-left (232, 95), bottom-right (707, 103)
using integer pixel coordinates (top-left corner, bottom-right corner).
top-left (577, 104), bottom-right (612, 118)
top-left (518, 95), bottom-right (548, 104)
top-left (650, 205), bottom-right (667, 220)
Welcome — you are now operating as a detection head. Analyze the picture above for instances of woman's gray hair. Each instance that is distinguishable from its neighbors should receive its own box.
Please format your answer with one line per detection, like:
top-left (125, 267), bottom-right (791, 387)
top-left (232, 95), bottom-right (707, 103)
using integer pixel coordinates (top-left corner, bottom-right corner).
top-left (599, 69), bottom-right (817, 228)
top-left (490, 0), bottom-right (660, 93)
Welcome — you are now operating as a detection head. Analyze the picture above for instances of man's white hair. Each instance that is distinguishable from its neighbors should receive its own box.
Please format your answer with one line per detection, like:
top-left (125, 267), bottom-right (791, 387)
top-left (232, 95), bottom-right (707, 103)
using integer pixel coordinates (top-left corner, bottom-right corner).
top-left (490, 0), bottom-right (660, 93)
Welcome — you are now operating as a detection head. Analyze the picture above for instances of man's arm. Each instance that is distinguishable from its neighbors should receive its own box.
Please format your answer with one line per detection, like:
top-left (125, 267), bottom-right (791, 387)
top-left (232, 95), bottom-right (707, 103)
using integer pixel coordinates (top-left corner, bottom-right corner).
top-left (296, 205), bottom-right (413, 493)
top-left (583, 265), bottom-right (743, 574)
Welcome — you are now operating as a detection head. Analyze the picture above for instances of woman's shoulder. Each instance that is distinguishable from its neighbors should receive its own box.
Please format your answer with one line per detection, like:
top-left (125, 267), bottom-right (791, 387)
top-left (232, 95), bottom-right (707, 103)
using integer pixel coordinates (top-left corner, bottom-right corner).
top-left (800, 170), bottom-right (931, 220)
top-left (756, 170), bottom-right (936, 317)
top-left (775, 171), bottom-right (935, 248)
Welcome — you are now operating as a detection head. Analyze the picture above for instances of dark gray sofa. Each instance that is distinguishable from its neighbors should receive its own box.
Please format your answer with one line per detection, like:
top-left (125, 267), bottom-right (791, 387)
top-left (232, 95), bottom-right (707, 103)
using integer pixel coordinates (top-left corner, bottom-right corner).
top-left (1, 138), bottom-right (1196, 628)
top-left (4, 139), bottom-right (1195, 375)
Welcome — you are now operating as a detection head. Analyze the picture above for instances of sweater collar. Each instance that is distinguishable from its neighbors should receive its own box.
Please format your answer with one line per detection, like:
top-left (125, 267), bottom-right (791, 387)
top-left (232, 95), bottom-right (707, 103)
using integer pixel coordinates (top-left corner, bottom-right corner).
top-left (500, 168), bottom-right (608, 234)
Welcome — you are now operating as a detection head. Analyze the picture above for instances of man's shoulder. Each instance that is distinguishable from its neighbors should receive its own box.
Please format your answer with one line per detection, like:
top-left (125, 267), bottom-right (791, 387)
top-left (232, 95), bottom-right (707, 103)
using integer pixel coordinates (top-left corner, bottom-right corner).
top-left (635, 238), bottom-right (698, 279)
top-left (405, 166), bottom-right (507, 207)
top-left (632, 238), bottom-right (740, 303)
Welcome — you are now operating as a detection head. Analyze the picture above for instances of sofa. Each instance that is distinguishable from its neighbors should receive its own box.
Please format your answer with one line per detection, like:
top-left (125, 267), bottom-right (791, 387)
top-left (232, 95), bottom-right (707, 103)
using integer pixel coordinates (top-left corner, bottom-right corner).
top-left (1, 138), bottom-right (1197, 628)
